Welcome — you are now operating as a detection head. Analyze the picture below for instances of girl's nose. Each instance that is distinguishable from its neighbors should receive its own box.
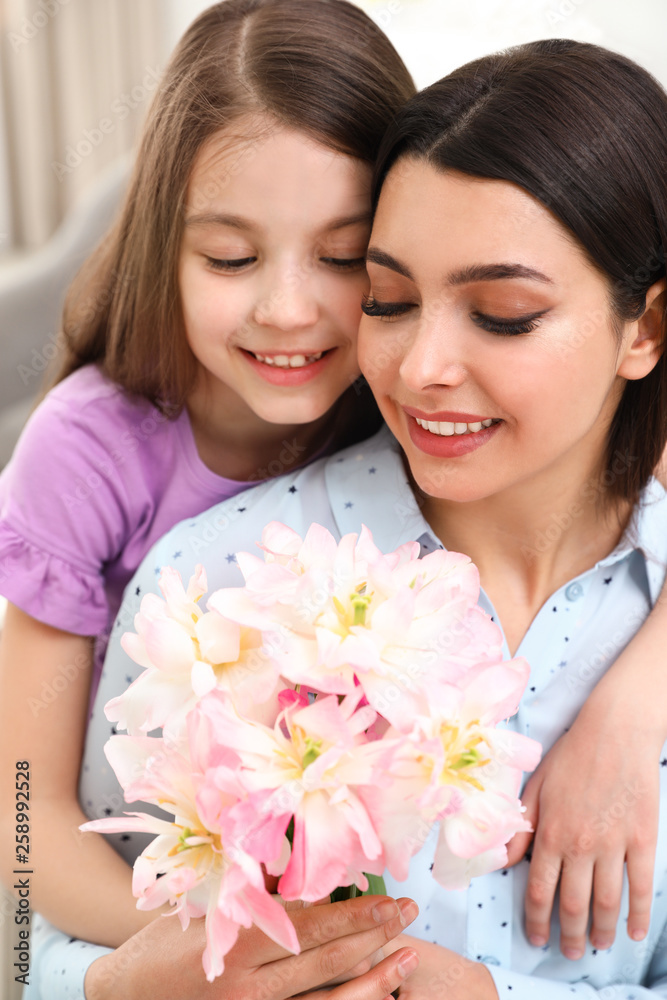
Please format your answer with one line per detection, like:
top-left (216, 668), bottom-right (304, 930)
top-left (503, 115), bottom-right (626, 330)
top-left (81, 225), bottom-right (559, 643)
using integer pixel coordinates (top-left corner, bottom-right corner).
top-left (253, 267), bottom-right (319, 331)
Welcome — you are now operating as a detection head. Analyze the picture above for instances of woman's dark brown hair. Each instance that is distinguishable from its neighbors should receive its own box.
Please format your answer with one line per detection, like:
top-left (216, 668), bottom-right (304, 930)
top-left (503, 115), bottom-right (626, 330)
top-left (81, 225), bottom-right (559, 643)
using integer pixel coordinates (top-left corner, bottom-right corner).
top-left (55, 0), bottom-right (415, 414)
top-left (373, 39), bottom-right (667, 505)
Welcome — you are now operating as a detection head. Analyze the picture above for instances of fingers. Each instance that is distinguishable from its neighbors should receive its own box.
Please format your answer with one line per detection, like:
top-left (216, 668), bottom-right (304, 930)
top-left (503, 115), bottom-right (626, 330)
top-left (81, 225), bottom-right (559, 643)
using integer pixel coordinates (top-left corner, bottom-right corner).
top-left (589, 858), bottom-right (624, 951)
top-left (625, 841), bottom-right (656, 945)
top-left (262, 898), bottom-right (418, 999)
top-left (524, 848), bottom-right (561, 949)
top-left (557, 859), bottom-right (594, 960)
top-left (321, 946), bottom-right (385, 988)
top-left (506, 829), bottom-right (534, 868)
top-left (300, 899), bottom-right (418, 984)
top-left (285, 897), bottom-right (331, 913)
top-left (291, 897), bottom-right (416, 954)
top-left (324, 946), bottom-right (419, 1000)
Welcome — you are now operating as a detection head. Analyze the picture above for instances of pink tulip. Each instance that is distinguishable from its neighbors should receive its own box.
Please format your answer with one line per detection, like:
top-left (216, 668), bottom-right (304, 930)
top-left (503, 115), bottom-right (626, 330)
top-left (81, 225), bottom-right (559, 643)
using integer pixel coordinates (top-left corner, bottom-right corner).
top-left (80, 731), bottom-right (299, 981)
top-left (109, 566), bottom-right (281, 737)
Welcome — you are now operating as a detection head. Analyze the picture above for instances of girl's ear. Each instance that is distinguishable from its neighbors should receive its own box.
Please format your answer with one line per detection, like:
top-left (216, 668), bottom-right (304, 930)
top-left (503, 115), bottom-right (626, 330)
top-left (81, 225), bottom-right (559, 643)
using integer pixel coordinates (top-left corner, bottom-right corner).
top-left (617, 278), bottom-right (666, 381)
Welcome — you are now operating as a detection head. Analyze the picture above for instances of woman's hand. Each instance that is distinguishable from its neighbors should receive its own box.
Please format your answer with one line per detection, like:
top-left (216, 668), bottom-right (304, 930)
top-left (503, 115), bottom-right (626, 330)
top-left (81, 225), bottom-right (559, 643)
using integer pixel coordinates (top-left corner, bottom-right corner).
top-left (506, 690), bottom-right (661, 959)
top-left (383, 936), bottom-right (497, 999)
top-left (84, 894), bottom-right (420, 1000)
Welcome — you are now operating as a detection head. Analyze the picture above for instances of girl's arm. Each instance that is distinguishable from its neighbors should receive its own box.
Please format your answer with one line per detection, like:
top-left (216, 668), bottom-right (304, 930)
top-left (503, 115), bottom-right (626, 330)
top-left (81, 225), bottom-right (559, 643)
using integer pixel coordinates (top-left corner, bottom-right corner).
top-left (506, 597), bottom-right (666, 957)
top-left (0, 603), bottom-right (162, 945)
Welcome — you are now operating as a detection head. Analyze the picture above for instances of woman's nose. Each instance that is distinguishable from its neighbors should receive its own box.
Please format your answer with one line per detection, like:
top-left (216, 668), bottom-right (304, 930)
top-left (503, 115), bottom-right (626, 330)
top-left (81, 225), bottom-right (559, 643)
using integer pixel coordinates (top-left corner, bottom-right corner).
top-left (398, 312), bottom-right (467, 393)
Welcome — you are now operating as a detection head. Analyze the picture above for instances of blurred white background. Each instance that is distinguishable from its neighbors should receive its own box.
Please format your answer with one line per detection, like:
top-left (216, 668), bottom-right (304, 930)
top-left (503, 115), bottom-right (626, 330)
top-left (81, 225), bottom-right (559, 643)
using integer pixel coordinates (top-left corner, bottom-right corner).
top-left (1, 0), bottom-right (667, 263)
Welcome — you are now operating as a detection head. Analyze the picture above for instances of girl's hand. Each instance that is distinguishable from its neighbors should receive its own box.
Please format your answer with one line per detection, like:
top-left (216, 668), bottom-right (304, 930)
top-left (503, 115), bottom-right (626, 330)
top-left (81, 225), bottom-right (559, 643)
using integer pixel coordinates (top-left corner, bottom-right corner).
top-left (84, 894), bottom-right (420, 1000)
top-left (383, 936), bottom-right (497, 999)
top-left (506, 693), bottom-right (661, 959)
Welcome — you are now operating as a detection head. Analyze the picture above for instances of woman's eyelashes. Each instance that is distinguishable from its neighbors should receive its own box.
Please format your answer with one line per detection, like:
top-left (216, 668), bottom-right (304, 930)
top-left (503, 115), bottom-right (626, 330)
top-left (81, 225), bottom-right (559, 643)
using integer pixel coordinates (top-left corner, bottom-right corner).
top-left (361, 294), bottom-right (415, 319)
top-left (471, 309), bottom-right (547, 336)
top-left (361, 294), bottom-right (547, 335)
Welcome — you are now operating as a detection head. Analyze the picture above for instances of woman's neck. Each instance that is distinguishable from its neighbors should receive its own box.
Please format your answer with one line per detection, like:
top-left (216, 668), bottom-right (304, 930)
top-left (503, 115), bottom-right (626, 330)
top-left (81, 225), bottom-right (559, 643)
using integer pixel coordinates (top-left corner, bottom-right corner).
top-left (419, 457), bottom-right (632, 656)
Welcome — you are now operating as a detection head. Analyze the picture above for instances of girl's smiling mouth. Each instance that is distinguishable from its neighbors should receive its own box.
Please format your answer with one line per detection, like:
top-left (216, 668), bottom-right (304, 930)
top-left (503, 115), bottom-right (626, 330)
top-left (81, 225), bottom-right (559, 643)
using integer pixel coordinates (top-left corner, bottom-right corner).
top-left (246, 349), bottom-right (330, 369)
top-left (241, 347), bottom-right (337, 384)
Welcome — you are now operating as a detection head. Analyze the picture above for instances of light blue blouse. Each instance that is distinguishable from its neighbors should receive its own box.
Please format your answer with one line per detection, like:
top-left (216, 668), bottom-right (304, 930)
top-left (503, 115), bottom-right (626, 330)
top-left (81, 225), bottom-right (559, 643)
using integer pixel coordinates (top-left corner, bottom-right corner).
top-left (26, 426), bottom-right (667, 999)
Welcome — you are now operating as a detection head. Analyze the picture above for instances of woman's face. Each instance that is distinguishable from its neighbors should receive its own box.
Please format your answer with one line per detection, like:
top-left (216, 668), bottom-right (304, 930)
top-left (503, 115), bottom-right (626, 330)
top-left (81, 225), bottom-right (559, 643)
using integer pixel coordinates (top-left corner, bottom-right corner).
top-left (179, 122), bottom-right (371, 426)
top-left (358, 161), bottom-right (643, 501)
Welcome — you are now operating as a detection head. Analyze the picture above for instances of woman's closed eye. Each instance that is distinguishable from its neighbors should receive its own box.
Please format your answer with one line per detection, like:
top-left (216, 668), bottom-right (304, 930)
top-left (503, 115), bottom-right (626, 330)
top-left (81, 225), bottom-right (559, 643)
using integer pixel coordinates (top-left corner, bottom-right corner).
top-left (361, 294), bottom-right (415, 320)
top-left (471, 310), bottom-right (548, 336)
top-left (361, 295), bottom-right (548, 334)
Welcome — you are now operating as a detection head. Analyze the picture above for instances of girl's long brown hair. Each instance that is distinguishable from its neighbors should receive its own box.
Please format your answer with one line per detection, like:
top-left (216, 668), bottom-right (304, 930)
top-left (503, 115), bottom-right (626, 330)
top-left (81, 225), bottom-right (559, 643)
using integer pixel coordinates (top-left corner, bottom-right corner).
top-left (55, 0), bottom-right (415, 414)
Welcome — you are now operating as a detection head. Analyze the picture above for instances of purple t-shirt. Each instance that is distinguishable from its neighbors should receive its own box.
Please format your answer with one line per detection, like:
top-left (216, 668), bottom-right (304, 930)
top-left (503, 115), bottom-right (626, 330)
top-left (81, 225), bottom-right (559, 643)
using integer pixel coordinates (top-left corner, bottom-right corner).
top-left (0, 366), bottom-right (264, 671)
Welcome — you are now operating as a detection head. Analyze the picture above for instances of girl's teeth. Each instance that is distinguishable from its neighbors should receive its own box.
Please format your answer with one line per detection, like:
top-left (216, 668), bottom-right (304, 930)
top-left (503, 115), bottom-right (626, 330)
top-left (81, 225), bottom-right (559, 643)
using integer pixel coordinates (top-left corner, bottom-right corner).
top-left (415, 417), bottom-right (496, 436)
top-left (253, 351), bottom-right (324, 368)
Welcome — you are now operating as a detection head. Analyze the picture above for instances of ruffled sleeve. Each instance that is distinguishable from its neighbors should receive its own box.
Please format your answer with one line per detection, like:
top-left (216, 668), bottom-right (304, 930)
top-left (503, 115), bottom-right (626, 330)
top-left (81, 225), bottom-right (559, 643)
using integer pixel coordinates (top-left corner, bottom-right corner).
top-left (0, 521), bottom-right (108, 634)
top-left (0, 373), bottom-right (135, 636)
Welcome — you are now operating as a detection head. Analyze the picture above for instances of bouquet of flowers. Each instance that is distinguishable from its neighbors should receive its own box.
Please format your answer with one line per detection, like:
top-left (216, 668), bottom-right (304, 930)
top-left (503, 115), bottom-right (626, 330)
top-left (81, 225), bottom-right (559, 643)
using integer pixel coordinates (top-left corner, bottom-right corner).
top-left (81, 522), bottom-right (541, 982)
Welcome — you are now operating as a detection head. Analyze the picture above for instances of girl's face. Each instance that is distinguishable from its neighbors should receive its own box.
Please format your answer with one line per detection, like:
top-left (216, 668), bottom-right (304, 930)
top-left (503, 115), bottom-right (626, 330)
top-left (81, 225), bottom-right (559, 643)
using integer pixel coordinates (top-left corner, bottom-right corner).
top-left (179, 123), bottom-right (372, 426)
top-left (358, 161), bottom-right (656, 502)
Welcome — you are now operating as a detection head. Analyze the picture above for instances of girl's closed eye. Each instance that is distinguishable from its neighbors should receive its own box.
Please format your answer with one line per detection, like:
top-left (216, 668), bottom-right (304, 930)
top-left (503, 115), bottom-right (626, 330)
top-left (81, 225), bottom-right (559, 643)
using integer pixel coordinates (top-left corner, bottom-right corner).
top-left (204, 254), bottom-right (367, 273)
top-left (320, 255), bottom-right (367, 271)
top-left (205, 255), bottom-right (257, 272)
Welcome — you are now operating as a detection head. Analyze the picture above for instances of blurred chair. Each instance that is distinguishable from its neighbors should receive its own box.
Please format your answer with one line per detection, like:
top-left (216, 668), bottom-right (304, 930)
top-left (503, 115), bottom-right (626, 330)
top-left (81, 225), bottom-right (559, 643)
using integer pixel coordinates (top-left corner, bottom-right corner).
top-left (0, 153), bottom-right (132, 470)
top-left (0, 153), bottom-right (130, 1000)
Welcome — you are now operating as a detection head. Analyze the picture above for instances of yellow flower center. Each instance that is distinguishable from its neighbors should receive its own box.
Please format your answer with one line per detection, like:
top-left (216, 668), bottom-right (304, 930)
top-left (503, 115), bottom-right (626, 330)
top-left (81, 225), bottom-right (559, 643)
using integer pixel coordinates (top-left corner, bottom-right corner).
top-left (330, 583), bottom-right (374, 634)
top-left (438, 721), bottom-right (490, 792)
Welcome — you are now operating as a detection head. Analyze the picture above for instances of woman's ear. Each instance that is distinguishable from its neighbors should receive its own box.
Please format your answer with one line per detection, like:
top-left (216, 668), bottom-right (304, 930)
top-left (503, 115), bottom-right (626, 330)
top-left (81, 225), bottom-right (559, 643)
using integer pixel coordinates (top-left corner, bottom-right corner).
top-left (617, 278), bottom-right (666, 380)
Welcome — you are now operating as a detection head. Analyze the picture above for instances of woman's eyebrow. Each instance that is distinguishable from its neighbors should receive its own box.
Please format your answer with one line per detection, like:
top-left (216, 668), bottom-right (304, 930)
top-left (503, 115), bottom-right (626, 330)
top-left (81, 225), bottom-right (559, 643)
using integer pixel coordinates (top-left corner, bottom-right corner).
top-left (366, 247), bottom-right (414, 279)
top-left (447, 262), bottom-right (554, 285)
top-left (366, 251), bottom-right (554, 286)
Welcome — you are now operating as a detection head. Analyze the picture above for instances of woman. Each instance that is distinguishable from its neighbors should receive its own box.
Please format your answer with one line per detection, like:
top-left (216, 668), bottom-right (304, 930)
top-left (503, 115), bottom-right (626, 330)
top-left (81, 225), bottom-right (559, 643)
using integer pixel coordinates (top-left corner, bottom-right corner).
top-left (34, 38), bottom-right (667, 999)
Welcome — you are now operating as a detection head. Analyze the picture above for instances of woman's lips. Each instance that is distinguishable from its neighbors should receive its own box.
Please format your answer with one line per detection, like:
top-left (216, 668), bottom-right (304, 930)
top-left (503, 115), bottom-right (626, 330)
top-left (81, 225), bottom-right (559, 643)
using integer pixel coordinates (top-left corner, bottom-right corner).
top-left (404, 409), bottom-right (502, 458)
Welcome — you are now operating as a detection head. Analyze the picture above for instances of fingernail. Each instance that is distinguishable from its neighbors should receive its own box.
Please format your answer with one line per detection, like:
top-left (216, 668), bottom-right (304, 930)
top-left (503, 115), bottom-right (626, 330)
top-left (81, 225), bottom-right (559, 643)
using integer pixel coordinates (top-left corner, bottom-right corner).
top-left (592, 939), bottom-right (611, 951)
top-left (372, 899), bottom-right (399, 923)
top-left (631, 929), bottom-right (647, 942)
top-left (529, 935), bottom-right (546, 947)
top-left (397, 950), bottom-right (419, 978)
top-left (564, 948), bottom-right (583, 960)
top-left (398, 898), bottom-right (419, 927)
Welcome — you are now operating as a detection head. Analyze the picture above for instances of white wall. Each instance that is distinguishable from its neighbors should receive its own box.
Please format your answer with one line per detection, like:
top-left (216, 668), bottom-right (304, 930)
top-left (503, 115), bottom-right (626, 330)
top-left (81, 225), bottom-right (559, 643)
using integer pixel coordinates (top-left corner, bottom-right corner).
top-left (163, 0), bottom-right (667, 90)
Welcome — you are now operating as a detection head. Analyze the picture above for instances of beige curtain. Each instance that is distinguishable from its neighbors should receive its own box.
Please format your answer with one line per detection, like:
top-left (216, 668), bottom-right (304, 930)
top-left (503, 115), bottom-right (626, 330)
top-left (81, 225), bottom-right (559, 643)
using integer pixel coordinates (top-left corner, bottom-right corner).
top-left (0, 5), bottom-right (165, 996)
top-left (0, 0), bottom-right (165, 253)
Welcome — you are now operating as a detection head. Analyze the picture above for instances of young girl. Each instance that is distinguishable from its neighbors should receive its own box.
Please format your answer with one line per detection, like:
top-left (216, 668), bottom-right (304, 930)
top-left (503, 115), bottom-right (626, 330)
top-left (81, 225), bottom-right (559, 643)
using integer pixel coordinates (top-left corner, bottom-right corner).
top-left (80, 37), bottom-right (667, 1000)
top-left (0, 0), bottom-right (414, 958)
top-left (0, 3), bottom-right (664, 995)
